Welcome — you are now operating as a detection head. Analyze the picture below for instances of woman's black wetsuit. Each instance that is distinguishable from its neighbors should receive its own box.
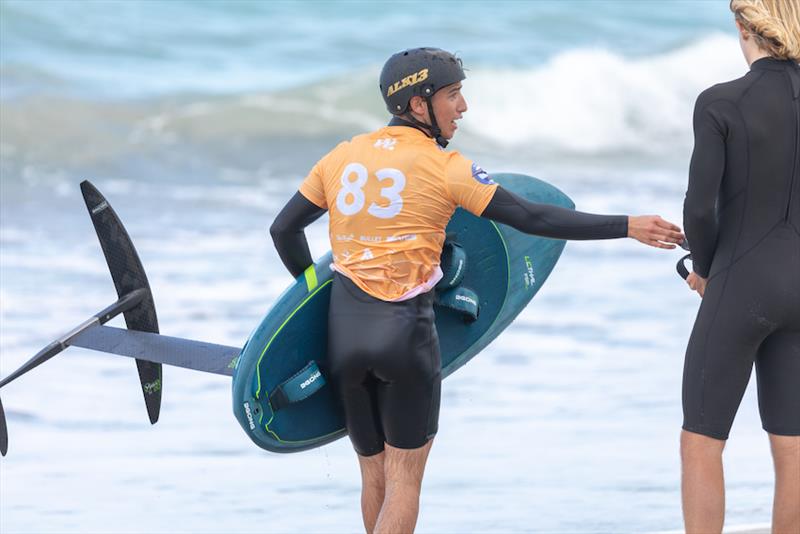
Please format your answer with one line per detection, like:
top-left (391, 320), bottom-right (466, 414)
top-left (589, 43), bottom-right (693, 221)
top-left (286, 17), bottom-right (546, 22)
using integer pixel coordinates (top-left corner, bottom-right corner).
top-left (683, 57), bottom-right (800, 439)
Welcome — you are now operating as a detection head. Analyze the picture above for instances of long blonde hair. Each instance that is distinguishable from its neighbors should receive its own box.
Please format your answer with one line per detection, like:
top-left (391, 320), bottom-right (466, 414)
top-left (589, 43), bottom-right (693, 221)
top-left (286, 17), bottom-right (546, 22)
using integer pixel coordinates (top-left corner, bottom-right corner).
top-left (730, 0), bottom-right (800, 60)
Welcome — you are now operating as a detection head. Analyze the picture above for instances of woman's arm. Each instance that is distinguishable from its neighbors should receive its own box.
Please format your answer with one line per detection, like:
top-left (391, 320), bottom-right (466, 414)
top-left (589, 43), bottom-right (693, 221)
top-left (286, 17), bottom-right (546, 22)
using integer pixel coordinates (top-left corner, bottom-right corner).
top-left (269, 192), bottom-right (327, 277)
top-left (683, 98), bottom-right (727, 278)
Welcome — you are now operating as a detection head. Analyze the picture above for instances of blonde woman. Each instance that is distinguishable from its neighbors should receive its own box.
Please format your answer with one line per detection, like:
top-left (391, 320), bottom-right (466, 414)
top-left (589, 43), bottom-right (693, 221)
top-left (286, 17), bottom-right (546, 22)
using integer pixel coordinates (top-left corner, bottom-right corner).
top-left (681, 1), bottom-right (800, 532)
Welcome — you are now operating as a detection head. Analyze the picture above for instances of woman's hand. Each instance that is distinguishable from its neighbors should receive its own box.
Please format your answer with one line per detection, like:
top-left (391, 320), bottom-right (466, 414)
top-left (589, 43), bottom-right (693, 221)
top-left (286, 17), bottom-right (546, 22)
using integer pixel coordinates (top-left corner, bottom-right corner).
top-left (627, 215), bottom-right (685, 249)
top-left (686, 272), bottom-right (707, 297)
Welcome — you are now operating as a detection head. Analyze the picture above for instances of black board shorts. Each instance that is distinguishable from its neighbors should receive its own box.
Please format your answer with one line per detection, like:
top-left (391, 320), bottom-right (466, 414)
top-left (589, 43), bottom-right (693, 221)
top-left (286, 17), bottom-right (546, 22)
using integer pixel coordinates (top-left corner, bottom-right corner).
top-left (327, 272), bottom-right (441, 456)
top-left (682, 226), bottom-right (800, 440)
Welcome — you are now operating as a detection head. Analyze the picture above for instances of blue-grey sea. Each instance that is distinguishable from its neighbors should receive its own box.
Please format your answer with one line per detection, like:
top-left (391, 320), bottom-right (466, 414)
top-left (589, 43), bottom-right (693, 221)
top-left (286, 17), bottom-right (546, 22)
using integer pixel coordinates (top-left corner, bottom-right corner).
top-left (0, 1), bottom-right (775, 532)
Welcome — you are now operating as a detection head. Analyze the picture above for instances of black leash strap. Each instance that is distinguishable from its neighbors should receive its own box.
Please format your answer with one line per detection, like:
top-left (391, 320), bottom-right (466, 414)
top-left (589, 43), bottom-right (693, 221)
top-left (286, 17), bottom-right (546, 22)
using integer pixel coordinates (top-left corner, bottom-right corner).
top-left (676, 253), bottom-right (692, 280)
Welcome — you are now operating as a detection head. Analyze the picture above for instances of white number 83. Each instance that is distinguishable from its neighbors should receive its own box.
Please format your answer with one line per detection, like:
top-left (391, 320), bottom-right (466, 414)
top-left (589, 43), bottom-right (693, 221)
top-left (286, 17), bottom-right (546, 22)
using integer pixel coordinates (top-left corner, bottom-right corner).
top-left (336, 163), bottom-right (406, 219)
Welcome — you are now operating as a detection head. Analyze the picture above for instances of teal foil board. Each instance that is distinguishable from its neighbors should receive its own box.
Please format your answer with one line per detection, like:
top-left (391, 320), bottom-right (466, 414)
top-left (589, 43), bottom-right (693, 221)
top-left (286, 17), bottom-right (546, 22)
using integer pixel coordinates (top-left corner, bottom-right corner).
top-left (232, 174), bottom-right (574, 452)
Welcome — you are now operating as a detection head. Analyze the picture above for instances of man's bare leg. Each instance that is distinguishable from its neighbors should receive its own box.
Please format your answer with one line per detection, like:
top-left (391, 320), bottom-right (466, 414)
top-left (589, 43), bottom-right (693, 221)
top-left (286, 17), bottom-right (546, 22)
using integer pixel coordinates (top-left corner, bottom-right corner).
top-left (374, 440), bottom-right (433, 534)
top-left (357, 451), bottom-right (386, 534)
top-left (769, 433), bottom-right (800, 533)
top-left (681, 429), bottom-right (726, 534)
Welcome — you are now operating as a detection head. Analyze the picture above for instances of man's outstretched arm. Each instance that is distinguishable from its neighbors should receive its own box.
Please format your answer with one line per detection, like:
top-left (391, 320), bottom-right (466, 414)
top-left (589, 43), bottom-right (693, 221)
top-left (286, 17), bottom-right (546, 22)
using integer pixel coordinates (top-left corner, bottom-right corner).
top-left (269, 192), bottom-right (327, 277)
top-left (481, 186), bottom-right (683, 248)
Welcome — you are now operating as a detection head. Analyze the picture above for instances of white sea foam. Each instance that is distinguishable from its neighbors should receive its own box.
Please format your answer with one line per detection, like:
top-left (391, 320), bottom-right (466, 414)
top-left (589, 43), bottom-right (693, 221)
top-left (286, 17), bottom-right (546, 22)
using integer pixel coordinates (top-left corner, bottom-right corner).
top-left (0, 175), bottom-right (775, 531)
top-left (461, 34), bottom-right (743, 154)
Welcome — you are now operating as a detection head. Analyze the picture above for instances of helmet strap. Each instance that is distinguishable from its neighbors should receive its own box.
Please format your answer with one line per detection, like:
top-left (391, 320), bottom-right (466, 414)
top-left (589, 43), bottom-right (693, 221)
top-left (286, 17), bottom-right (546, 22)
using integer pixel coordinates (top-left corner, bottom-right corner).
top-left (389, 97), bottom-right (449, 148)
top-left (424, 98), bottom-right (448, 148)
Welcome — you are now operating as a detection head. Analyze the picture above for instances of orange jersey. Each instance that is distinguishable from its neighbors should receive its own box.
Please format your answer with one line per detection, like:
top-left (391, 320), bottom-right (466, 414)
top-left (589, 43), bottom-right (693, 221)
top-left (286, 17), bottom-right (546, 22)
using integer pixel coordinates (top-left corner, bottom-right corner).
top-left (299, 125), bottom-right (498, 301)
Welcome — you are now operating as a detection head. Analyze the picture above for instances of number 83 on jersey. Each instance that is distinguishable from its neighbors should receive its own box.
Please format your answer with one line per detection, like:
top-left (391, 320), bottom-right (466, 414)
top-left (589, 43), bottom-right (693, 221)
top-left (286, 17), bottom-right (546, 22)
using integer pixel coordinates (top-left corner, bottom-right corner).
top-left (336, 162), bottom-right (406, 219)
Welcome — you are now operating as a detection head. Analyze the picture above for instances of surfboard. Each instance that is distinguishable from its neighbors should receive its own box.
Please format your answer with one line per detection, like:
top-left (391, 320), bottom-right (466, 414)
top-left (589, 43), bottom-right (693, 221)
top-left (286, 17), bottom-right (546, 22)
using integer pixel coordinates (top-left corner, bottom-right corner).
top-left (231, 173), bottom-right (574, 452)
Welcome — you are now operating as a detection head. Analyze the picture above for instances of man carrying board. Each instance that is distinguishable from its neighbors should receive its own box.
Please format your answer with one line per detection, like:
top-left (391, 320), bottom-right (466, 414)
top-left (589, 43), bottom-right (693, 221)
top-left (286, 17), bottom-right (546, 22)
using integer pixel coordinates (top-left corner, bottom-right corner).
top-left (270, 47), bottom-right (683, 533)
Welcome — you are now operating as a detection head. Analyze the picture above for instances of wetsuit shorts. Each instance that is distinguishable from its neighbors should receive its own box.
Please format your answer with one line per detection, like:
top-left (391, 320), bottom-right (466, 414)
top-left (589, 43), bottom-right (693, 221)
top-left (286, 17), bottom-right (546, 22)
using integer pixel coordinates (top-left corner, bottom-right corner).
top-left (328, 272), bottom-right (441, 456)
top-left (682, 225), bottom-right (800, 440)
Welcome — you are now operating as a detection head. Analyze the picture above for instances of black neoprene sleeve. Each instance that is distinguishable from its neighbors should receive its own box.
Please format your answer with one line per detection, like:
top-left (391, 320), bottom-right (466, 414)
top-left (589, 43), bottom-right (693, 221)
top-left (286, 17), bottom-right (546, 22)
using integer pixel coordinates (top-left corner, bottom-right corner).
top-left (481, 186), bottom-right (628, 240)
top-left (683, 98), bottom-right (726, 278)
top-left (269, 192), bottom-right (326, 277)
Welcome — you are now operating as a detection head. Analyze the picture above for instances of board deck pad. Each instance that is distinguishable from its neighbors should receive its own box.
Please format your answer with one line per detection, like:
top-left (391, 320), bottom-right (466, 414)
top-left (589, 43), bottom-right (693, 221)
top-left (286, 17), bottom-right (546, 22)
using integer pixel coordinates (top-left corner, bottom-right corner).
top-left (232, 174), bottom-right (574, 452)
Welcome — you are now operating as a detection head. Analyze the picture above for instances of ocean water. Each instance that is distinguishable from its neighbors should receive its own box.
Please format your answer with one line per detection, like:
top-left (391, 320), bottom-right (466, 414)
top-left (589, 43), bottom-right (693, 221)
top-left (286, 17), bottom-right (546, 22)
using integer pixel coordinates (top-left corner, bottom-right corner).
top-left (0, 1), bottom-right (776, 532)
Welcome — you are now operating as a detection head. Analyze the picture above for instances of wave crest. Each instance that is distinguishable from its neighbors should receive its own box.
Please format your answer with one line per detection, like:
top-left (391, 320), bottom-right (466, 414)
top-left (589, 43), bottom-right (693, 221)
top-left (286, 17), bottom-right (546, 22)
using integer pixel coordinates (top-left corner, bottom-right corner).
top-left (0, 35), bottom-right (747, 175)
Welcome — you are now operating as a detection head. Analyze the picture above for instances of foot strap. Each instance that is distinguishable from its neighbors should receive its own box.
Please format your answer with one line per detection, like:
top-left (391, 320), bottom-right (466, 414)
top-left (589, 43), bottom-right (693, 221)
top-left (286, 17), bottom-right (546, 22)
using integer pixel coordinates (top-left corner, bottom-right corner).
top-left (268, 361), bottom-right (325, 412)
top-left (436, 286), bottom-right (480, 323)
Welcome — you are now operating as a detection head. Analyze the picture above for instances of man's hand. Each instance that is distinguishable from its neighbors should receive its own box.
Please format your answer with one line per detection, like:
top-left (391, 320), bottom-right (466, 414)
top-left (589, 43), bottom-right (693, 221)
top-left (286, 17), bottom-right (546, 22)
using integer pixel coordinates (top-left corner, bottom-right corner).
top-left (627, 215), bottom-right (685, 249)
top-left (686, 272), bottom-right (707, 297)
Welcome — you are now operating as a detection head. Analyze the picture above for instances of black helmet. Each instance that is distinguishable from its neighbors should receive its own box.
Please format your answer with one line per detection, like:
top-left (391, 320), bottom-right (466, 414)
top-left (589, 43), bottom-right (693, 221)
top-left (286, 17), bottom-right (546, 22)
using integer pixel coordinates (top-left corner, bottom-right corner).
top-left (379, 48), bottom-right (465, 147)
top-left (380, 47), bottom-right (466, 115)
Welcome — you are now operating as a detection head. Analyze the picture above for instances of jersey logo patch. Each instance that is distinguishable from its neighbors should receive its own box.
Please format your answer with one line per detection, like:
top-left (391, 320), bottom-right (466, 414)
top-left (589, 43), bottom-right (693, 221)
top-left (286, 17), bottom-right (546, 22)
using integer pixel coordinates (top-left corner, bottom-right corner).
top-left (374, 138), bottom-right (397, 151)
top-left (471, 163), bottom-right (496, 185)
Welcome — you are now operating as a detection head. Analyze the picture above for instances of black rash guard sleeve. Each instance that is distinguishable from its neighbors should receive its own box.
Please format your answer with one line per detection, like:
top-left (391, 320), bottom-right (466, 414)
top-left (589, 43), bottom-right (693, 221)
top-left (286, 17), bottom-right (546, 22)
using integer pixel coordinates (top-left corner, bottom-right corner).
top-left (269, 191), bottom-right (327, 278)
top-left (683, 98), bottom-right (727, 278)
top-left (481, 186), bottom-right (628, 240)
